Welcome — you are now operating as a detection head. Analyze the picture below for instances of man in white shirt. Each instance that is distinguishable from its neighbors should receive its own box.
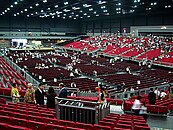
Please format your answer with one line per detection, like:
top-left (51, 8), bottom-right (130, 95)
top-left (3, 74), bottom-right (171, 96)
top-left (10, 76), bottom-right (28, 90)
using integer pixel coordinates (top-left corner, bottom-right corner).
top-left (132, 96), bottom-right (141, 115)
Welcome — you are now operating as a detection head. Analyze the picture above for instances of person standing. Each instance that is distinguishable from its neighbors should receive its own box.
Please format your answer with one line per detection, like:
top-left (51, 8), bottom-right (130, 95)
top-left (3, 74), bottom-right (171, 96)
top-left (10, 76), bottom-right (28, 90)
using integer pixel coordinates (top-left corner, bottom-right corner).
top-left (24, 83), bottom-right (35, 104)
top-left (98, 86), bottom-right (107, 104)
top-left (160, 90), bottom-right (167, 100)
top-left (132, 96), bottom-right (141, 115)
top-left (139, 102), bottom-right (147, 120)
top-left (46, 87), bottom-right (56, 109)
top-left (154, 87), bottom-right (160, 99)
top-left (169, 85), bottom-right (173, 99)
top-left (58, 83), bottom-right (67, 98)
top-left (11, 83), bottom-right (20, 103)
top-left (148, 88), bottom-right (156, 105)
top-left (35, 83), bottom-right (46, 106)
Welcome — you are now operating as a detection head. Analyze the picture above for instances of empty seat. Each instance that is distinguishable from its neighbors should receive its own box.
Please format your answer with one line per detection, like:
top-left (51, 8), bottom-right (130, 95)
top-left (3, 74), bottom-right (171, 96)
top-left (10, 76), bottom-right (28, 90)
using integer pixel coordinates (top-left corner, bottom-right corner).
top-left (28, 111), bottom-right (41, 116)
top-left (66, 127), bottom-right (85, 130)
top-left (11, 117), bottom-right (28, 128)
top-left (94, 124), bottom-right (111, 130)
top-left (0, 110), bottom-right (14, 117)
top-left (41, 113), bottom-right (54, 118)
top-left (114, 128), bottom-right (131, 130)
top-left (116, 123), bottom-right (132, 129)
top-left (134, 125), bottom-right (150, 130)
top-left (76, 122), bottom-right (93, 130)
top-left (0, 115), bottom-right (11, 124)
top-left (13, 113), bottom-right (28, 120)
top-left (7, 125), bottom-right (31, 130)
top-left (98, 121), bottom-right (115, 129)
top-left (43, 117), bottom-right (58, 124)
top-left (58, 120), bottom-right (76, 127)
top-left (0, 98), bottom-right (6, 104)
top-left (28, 115), bottom-right (43, 122)
top-left (46, 124), bottom-right (66, 130)
top-left (0, 122), bottom-right (7, 129)
top-left (102, 118), bottom-right (117, 125)
top-left (28, 121), bottom-right (46, 130)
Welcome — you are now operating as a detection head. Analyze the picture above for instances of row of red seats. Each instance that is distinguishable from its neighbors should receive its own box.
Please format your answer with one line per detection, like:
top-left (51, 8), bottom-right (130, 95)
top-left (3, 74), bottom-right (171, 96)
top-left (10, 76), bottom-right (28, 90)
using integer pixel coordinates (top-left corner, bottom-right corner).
top-left (123, 100), bottom-right (169, 115)
top-left (0, 101), bottom-right (151, 130)
top-left (99, 113), bottom-right (150, 130)
top-left (65, 36), bottom-right (173, 65)
top-left (0, 57), bottom-right (29, 92)
top-left (0, 117), bottom-right (86, 130)
top-left (0, 102), bottom-right (56, 118)
top-left (48, 78), bottom-right (98, 92)
top-left (0, 87), bottom-right (26, 97)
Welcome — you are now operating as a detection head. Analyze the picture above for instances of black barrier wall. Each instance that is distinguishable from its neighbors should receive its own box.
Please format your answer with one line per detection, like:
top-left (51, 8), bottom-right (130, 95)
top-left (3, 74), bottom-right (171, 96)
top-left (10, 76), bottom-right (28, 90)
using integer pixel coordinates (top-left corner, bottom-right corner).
top-left (55, 97), bottom-right (110, 124)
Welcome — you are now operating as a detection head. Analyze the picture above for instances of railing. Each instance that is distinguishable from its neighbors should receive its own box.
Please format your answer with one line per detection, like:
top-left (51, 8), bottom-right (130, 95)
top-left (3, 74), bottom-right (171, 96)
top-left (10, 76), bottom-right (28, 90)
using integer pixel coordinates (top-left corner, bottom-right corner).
top-left (110, 83), bottom-right (172, 100)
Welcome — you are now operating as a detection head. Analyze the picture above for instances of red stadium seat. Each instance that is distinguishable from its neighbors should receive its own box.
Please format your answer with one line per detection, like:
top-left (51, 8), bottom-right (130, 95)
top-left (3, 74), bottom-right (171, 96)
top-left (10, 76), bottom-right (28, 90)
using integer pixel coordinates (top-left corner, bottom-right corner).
top-left (13, 113), bottom-right (28, 120)
top-left (28, 115), bottom-right (43, 122)
top-left (0, 122), bottom-right (8, 129)
top-left (76, 122), bottom-right (93, 130)
top-left (98, 121), bottom-right (115, 129)
top-left (114, 128), bottom-right (131, 130)
top-left (0, 110), bottom-right (14, 117)
top-left (158, 106), bottom-right (168, 114)
top-left (147, 105), bottom-right (159, 114)
top-left (94, 124), bottom-right (111, 130)
top-left (41, 113), bottom-right (54, 118)
top-left (3, 88), bottom-right (11, 96)
top-left (0, 115), bottom-right (11, 124)
top-left (66, 127), bottom-right (85, 130)
top-left (43, 117), bottom-right (58, 124)
top-left (102, 118), bottom-right (117, 125)
top-left (7, 125), bottom-right (31, 130)
top-left (28, 121), bottom-right (46, 130)
top-left (28, 111), bottom-right (41, 116)
top-left (117, 120), bottom-right (132, 125)
top-left (11, 117), bottom-right (28, 128)
top-left (0, 98), bottom-right (6, 104)
top-left (46, 124), bottom-right (66, 130)
top-left (58, 120), bottom-right (76, 127)
top-left (15, 109), bottom-right (27, 115)
top-left (116, 123), bottom-right (132, 129)
top-left (134, 125), bottom-right (150, 130)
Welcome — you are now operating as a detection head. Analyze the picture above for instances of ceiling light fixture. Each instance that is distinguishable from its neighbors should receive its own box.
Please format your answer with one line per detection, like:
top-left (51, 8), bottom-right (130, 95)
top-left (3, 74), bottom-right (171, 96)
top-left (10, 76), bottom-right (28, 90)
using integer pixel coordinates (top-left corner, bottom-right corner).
top-left (55, 5), bottom-right (58, 8)
top-left (43, 0), bottom-right (47, 3)
top-left (64, 2), bottom-right (68, 5)
top-left (35, 3), bottom-right (39, 6)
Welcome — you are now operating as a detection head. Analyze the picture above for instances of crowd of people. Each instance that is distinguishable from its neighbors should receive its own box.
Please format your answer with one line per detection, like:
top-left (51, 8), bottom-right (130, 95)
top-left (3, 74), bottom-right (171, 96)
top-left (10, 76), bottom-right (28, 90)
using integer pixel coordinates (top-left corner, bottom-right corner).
top-left (10, 80), bottom-right (109, 109)
top-left (10, 82), bottom-right (68, 109)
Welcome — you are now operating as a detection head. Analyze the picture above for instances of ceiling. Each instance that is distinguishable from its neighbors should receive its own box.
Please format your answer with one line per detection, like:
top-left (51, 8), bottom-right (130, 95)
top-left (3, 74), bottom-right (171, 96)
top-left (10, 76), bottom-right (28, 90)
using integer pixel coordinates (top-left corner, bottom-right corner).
top-left (0, 0), bottom-right (172, 20)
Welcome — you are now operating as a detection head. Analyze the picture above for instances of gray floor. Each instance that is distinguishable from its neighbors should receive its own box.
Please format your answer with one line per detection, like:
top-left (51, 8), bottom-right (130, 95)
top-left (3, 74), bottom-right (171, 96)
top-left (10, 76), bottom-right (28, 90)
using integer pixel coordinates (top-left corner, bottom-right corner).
top-left (147, 116), bottom-right (173, 130)
top-left (110, 105), bottom-right (173, 130)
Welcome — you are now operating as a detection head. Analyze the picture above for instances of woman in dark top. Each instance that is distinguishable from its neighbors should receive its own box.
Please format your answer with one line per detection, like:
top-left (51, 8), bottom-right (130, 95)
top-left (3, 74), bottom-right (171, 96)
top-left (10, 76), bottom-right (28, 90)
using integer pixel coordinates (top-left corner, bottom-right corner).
top-left (47, 87), bottom-right (57, 109)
